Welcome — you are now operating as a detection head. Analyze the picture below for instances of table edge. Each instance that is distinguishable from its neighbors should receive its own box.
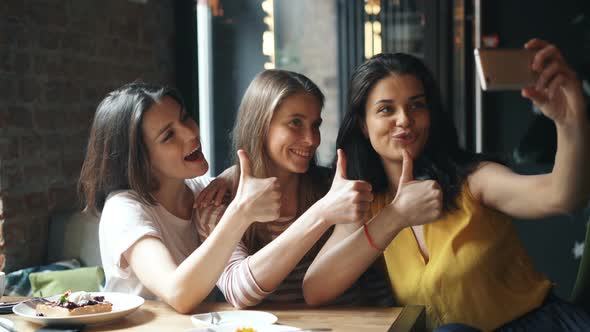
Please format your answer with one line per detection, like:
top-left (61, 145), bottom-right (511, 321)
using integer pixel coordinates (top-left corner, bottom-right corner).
top-left (387, 305), bottom-right (425, 332)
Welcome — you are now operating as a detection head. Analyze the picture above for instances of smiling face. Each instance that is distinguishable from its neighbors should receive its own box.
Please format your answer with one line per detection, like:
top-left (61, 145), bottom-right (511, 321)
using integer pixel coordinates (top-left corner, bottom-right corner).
top-left (363, 74), bottom-right (430, 164)
top-left (141, 96), bottom-right (209, 185)
top-left (265, 92), bottom-right (322, 178)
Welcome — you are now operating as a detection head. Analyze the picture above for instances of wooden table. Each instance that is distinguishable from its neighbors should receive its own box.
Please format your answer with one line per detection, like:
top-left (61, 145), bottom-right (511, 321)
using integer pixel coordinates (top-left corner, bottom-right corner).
top-left (2, 297), bottom-right (425, 332)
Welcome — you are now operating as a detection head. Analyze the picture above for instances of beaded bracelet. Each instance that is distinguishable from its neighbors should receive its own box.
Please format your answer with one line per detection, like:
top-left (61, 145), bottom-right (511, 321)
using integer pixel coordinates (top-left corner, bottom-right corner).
top-left (363, 223), bottom-right (384, 252)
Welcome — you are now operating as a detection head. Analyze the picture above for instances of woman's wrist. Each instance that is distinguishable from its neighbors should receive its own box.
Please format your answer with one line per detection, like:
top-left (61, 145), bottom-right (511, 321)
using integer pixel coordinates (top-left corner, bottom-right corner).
top-left (359, 205), bottom-right (404, 253)
top-left (307, 202), bottom-right (333, 230)
top-left (224, 202), bottom-right (256, 229)
top-left (363, 223), bottom-right (384, 252)
top-left (382, 203), bottom-right (407, 233)
top-left (554, 113), bottom-right (590, 142)
top-left (307, 198), bottom-right (334, 228)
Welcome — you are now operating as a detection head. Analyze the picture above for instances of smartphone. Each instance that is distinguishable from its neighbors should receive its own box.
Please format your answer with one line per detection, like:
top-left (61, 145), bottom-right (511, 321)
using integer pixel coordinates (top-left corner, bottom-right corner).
top-left (474, 48), bottom-right (537, 91)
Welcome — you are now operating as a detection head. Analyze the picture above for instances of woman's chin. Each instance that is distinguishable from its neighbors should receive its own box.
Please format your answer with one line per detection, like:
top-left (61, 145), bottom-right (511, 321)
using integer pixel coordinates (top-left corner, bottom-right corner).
top-left (192, 163), bottom-right (209, 177)
top-left (294, 161), bottom-right (312, 173)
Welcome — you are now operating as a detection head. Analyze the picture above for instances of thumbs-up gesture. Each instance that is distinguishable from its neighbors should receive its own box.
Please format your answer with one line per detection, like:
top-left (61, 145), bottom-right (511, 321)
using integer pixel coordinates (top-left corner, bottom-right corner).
top-left (317, 149), bottom-right (374, 225)
top-left (390, 150), bottom-right (442, 228)
top-left (231, 149), bottom-right (281, 224)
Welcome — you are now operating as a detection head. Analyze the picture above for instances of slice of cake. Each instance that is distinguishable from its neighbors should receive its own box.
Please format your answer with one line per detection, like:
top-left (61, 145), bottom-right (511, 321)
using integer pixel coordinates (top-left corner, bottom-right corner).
top-left (36, 291), bottom-right (113, 317)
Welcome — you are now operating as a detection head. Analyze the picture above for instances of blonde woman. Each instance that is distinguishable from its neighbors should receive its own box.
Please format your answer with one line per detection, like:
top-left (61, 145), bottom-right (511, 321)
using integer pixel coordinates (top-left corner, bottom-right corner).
top-left (198, 70), bottom-right (391, 308)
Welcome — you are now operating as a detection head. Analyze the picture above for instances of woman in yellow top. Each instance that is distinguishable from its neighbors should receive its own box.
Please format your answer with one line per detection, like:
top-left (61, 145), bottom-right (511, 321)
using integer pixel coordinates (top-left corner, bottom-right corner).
top-left (303, 38), bottom-right (590, 331)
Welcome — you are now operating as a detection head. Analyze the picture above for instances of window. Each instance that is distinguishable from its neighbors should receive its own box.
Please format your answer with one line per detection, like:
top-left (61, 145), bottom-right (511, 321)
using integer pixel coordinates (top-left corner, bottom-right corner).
top-left (196, 0), bottom-right (450, 173)
top-left (197, 0), bottom-right (341, 172)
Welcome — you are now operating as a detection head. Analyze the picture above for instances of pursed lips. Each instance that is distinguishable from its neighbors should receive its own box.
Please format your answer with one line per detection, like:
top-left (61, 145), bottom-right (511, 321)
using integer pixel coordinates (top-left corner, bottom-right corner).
top-left (391, 131), bottom-right (417, 142)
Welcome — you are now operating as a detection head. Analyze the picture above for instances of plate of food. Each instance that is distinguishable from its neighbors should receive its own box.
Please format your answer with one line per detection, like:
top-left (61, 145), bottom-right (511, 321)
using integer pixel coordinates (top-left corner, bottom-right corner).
top-left (12, 291), bottom-right (144, 326)
top-left (190, 310), bottom-right (292, 332)
top-left (191, 310), bottom-right (278, 327)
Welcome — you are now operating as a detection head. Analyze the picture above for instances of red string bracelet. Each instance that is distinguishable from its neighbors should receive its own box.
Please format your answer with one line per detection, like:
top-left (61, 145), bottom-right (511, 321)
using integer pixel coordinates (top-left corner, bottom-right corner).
top-left (363, 223), bottom-right (384, 252)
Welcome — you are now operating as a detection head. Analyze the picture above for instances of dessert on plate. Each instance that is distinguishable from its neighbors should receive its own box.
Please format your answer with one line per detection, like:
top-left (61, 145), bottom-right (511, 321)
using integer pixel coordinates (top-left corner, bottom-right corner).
top-left (36, 290), bottom-right (112, 317)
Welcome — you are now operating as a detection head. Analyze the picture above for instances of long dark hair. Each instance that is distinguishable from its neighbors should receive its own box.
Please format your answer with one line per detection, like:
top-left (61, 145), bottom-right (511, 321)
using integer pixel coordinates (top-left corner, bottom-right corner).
top-left (78, 82), bottom-right (186, 215)
top-left (337, 53), bottom-right (489, 211)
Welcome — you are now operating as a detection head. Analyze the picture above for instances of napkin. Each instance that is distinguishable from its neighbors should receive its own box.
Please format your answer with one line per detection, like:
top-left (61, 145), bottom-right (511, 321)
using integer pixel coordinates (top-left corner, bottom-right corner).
top-left (29, 267), bottom-right (104, 296)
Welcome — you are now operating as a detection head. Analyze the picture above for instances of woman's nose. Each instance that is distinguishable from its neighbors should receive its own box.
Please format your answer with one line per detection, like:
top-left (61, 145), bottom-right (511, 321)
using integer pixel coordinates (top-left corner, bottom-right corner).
top-left (396, 109), bottom-right (412, 127)
top-left (303, 127), bottom-right (320, 146)
top-left (180, 121), bottom-right (199, 141)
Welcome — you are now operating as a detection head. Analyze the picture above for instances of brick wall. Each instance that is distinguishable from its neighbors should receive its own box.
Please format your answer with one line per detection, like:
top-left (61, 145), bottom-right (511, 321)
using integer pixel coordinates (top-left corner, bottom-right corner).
top-left (0, 0), bottom-right (177, 272)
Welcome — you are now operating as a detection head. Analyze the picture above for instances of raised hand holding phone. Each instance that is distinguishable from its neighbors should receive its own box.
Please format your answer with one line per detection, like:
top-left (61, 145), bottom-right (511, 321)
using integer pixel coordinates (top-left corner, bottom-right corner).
top-left (316, 149), bottom-right (374, 225)
top-left (390, 150), bottom-right (442, 228)
top-left (521, 38), bottom-right (586, 125)
top-left (231, 149), bottom-right (281, 224)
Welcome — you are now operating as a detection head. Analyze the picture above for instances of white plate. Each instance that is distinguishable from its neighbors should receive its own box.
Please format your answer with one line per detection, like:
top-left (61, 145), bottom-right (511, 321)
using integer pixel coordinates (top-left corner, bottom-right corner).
top-left (12, 292), bottom-right (144, 326)
top-left (191, 310), bottom-right (278, 328)
top-left (0, 317), bottom-right (15, 332)
top-left (187, 324), bottom-right (298, 332)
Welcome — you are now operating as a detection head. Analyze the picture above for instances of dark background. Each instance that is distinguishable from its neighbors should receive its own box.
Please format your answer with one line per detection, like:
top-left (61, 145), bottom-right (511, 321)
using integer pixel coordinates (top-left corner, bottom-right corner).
top-left (479, 0), bottom-right (590, 298)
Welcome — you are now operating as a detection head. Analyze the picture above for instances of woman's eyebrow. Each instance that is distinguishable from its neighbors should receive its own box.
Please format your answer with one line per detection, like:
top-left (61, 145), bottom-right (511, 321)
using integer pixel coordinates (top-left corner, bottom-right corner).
top-left (156, 107), bottom-right (186, 139)
top-left (155, 108), bottom-right (183, 140)
top-left (156, 123), bottom-right (172, 138)
top-left (374, 98), bottom-right (393, 105)
top-left (373, 94), bottom-right (425, 105)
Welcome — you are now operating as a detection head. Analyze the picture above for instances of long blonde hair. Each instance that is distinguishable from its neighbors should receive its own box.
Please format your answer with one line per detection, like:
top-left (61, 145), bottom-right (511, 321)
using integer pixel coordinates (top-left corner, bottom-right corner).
top-left (232, 69), bottom-right (330, 251)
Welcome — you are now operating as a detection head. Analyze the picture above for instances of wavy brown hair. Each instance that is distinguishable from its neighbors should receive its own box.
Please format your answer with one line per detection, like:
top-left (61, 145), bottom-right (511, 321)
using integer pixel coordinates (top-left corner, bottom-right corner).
top-left (78, 82), bottom-right (186, 215)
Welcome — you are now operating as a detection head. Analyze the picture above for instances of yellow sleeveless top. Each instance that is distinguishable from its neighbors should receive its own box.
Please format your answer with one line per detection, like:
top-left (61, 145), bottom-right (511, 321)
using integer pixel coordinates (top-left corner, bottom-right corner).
top-left (375, 185), bottom-right (552, 331)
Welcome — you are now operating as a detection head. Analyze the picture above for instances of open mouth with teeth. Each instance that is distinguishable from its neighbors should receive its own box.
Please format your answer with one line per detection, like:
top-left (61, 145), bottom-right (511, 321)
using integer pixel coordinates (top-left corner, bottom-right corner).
top-left (184, 146), bottom-right (203, 161)
top-left (290, 149), bottom-right (313, 159)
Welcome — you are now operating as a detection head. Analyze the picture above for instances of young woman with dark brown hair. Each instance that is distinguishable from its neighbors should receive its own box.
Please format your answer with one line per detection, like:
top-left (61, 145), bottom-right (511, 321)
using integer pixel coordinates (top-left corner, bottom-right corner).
top-left (304, 39), bottom-right (590, 331)
top-left (79, 82), bottom-right (280, 313)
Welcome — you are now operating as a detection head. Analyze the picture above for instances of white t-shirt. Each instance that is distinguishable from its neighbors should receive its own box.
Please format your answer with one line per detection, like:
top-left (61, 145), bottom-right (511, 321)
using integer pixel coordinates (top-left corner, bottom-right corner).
top-left (99, 177), bottom-right (212, 300)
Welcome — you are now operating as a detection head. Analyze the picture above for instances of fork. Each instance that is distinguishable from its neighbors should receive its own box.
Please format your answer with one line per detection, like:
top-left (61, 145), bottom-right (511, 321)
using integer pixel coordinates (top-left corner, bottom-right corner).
top-left (22, 296), bottom-right (52, 310)
top-left (0, 296), bottom-right (51, 307)
top-left (0, 300), bottom-right (22, 308)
